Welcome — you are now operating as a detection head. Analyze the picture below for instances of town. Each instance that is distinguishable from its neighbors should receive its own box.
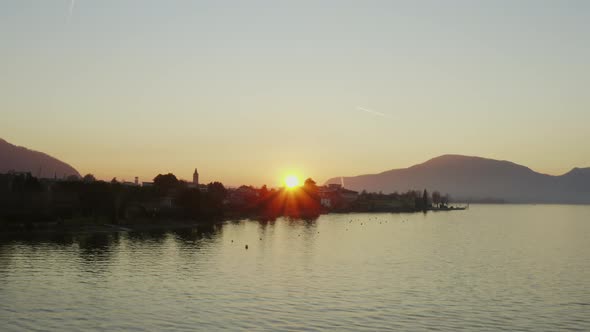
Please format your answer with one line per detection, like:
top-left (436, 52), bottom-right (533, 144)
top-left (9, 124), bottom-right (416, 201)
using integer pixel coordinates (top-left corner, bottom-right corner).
top-left (0, 168), bottom-right (456, 232)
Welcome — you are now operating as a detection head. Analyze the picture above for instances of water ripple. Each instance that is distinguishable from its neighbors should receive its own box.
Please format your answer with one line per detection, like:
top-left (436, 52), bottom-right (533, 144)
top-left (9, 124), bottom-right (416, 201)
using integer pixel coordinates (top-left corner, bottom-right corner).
top-left (1, 207), bottom-right (590, 331)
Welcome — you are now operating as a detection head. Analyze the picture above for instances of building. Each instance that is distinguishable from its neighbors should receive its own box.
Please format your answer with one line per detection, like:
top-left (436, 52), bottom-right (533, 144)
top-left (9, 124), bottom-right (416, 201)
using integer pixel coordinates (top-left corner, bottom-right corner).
top-left (188, 168), bottom-right (207, 192)
top-left (318, 185), bottom-right (358, 210)
top-left (340, 188), bottom-right (359, 202)
top-left (320, 197), bottom-right (332, 208)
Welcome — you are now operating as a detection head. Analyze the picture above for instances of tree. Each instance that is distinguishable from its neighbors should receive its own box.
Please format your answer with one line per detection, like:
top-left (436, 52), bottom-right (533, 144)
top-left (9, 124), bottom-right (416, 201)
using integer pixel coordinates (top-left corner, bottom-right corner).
top-left (304, 178), bottom-right (317, 189)
top-left (207, 181), bottom-right (227, 201)
top-left (422, 189), bottom-right (429, 210)
top-left (259, 185), bottom-right (269, 197)
top-left (303, 178), bottom-right (319, 197)
top-left (196, 182), bottom-right (227, 218)
top-left (432, 191), bottom-right (441, 208)
top-left (83, 174), bottom-right (96, 183)
top-left (153, 173), bottom-right (179, 192)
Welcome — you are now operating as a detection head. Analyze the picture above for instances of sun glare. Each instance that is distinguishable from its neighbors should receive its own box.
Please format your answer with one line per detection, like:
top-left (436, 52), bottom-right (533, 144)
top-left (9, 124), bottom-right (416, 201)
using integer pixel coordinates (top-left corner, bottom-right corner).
top-left (285, 175), bottom-right (300, 189)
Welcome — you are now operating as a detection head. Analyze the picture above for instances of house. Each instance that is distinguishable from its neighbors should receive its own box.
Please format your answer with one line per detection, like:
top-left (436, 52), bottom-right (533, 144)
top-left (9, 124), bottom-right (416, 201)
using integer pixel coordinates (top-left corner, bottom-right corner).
top-left (340, 188), bottom-right (359, 202)
top-left (318, 185), bottom-right (358, 210)
top-left (320, 197), bottom-right (332, 208)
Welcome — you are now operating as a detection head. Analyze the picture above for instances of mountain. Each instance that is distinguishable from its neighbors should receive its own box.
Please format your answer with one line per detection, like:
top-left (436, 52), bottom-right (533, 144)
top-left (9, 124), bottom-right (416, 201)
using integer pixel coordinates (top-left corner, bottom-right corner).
top-left (325, 155), bottom-right (590, 204)
top-left (0, 138), bottom-right (80, 179)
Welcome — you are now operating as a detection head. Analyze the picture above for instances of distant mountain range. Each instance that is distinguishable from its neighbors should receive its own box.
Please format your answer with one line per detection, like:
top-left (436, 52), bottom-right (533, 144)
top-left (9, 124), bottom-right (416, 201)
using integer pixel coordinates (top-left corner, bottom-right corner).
top-left (0, 138), bottom-right (80, 179)
top-left (325, 155), bottom-right (590, 204)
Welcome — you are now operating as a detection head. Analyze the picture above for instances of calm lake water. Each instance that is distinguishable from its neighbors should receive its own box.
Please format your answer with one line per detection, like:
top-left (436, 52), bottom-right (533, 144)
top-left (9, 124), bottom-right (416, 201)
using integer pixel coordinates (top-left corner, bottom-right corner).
top-left (1, 205), bottom-right (589, 331)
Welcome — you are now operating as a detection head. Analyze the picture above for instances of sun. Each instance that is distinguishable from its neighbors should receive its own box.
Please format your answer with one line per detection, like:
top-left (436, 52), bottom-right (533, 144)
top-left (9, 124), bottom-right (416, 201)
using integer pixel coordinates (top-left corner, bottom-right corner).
top-left (284, 175), bottom-right (300, 189)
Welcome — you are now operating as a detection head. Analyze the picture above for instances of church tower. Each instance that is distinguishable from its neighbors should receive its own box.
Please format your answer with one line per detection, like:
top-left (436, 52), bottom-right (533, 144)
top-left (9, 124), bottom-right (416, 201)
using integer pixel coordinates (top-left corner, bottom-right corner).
top-left (193, 168), bottom-right (199, 186)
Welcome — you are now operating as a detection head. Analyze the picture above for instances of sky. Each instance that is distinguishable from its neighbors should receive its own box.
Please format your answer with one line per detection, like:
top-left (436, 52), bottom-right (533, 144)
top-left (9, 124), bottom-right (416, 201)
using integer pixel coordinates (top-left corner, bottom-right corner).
top-left (1, 0), bottom-right (589, 186)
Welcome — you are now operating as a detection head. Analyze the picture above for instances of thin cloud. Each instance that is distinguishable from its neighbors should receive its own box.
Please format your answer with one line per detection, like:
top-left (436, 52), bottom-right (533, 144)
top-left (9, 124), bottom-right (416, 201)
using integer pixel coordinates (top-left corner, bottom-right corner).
top-left (357, 106), bottom-right (391, 119)
top-left (68, 0), bottom-right (76, 21)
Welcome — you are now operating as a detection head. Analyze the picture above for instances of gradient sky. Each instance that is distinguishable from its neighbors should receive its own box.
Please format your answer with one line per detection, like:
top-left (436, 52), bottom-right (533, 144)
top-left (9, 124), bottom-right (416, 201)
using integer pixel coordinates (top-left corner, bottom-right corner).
top-left (1, 0), bottom-right (589, 186)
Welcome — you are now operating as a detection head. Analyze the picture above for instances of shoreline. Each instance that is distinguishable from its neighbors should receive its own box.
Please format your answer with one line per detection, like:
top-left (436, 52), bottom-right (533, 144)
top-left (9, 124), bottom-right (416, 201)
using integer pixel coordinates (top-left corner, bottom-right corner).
top-left (0, 207), bottom-right (467, 236)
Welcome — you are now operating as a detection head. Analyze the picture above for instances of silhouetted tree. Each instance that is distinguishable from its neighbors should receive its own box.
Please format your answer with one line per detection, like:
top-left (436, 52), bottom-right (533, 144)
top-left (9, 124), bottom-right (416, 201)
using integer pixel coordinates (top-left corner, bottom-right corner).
top-left (207, 182), bottom-right (227, 202)
top-left (422, 189), bottom-right (429, 210)
top-left (153, 173), bottom-right (179, 192)
top-left (260, 185), bottom-right (269, 197)
top-left (83, 174), bottom-right (96, 183)
top-left (432, 191), bottom-right (441, 208)
top-left (302, 178), bottom-right (320, 201)
top-left (303, 178), bottom-right (318, 191)
top-left (197, 182), bottom-right (227, 218)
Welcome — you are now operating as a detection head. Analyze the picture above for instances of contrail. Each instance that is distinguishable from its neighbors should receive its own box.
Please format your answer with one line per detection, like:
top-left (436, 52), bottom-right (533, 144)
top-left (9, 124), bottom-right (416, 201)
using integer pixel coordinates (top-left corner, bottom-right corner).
top-left (68, 0), bottom-right (76, 21)
top-left (357, 106), bottom-right (391, 118)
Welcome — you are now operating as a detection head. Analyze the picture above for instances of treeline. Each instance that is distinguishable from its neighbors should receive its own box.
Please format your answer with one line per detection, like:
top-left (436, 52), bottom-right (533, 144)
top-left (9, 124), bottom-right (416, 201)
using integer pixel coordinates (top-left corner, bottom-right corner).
top-left (0, 172), bottom-right (228, 226)
top-left (0, 173), bottom-right (326, 228)
top-left (353, 189), bottom-right (451, 212)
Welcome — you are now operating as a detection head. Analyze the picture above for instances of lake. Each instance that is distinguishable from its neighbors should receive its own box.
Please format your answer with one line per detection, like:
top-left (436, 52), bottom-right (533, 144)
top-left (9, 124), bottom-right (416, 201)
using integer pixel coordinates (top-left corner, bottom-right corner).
top-left (1, 205), bottom-right (589, 331)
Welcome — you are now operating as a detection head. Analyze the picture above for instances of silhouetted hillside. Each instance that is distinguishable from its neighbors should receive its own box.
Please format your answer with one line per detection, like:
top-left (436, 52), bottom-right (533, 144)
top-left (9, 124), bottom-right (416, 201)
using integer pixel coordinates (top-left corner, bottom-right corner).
top-left (325, 155), bottom-right (590, 204)
top-left (0, 138), bottom-right (80, 178)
